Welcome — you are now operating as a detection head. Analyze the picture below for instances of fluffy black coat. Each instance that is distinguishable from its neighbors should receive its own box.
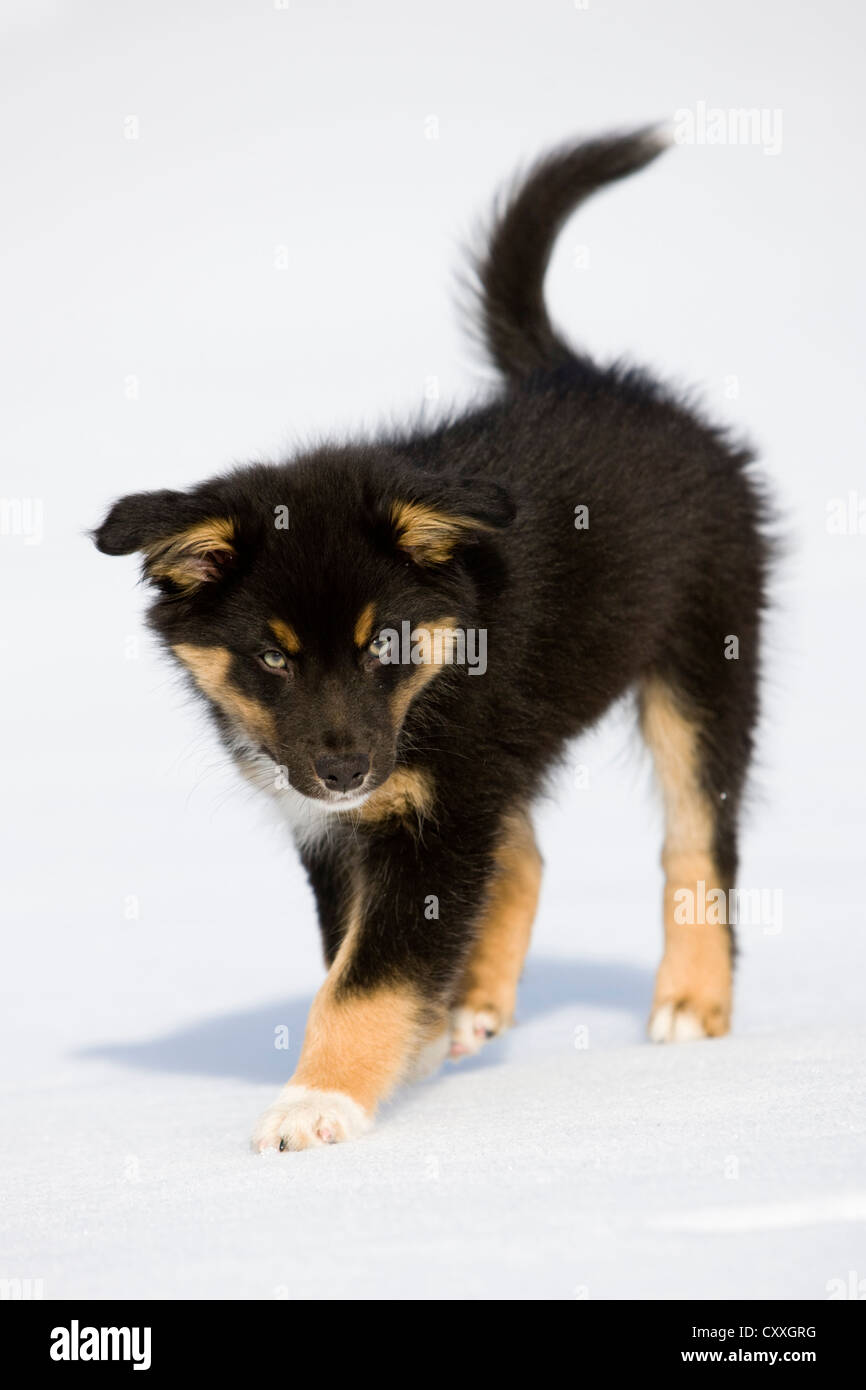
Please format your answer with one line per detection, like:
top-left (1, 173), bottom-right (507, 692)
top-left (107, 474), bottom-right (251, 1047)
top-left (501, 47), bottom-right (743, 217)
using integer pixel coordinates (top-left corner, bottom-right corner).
top-left (94, 130), bottom-right (770, 1150)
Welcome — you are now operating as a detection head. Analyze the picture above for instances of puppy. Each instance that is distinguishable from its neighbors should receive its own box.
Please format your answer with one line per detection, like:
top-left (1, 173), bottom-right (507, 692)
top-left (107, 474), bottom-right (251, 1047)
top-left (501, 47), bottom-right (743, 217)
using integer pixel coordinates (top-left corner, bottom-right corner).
top-left (94, 130), bottom-right (770, 1151)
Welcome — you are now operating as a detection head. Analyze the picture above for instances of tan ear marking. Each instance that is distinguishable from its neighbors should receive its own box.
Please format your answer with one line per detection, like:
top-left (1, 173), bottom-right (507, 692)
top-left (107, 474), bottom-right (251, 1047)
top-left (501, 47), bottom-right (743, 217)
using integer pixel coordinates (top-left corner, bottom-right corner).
top-left (145, 518), bottom-right (236, 591)
top-left (390, 500), bottom-right (490, 564)
top-left (268, 618), bottom-right (302, 654)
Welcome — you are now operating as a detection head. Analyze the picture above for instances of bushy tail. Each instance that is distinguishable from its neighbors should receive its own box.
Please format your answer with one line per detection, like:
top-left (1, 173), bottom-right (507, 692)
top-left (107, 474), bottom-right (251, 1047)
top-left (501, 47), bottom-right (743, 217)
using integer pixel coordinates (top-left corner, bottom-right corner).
top-left (474, 128), bottom-right (668, 381)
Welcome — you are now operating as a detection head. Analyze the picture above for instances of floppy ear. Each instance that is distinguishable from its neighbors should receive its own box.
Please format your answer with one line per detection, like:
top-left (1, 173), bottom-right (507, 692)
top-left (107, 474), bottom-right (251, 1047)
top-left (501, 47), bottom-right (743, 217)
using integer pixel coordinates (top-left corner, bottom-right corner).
top-left (389, 478), bottom-right (515, 565)
top-left (93, 490), bottom-right (237, 592)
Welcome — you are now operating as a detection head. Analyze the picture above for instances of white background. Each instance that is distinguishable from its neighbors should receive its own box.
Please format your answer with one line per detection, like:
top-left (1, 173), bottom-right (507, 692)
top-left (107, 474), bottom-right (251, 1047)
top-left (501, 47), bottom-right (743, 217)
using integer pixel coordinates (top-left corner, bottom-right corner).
top-left (2, 0), bottom-right (865, 1299)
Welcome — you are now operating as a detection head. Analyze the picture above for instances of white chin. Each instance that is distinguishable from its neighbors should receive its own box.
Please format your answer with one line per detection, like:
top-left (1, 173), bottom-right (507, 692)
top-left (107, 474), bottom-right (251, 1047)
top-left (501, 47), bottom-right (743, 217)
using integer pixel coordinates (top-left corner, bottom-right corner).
top-left (248, 765), bottom-right (372, 850)
top-left (314, 789), bottom-right (371, 813)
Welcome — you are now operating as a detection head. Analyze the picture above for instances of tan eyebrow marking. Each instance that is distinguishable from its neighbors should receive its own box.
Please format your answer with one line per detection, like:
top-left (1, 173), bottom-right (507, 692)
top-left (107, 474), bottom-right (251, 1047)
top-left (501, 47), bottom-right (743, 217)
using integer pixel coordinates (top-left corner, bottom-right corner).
top-left (353, 603), bottom-right (376, 648)
top-left (268, 618), bottom-right (301, 654)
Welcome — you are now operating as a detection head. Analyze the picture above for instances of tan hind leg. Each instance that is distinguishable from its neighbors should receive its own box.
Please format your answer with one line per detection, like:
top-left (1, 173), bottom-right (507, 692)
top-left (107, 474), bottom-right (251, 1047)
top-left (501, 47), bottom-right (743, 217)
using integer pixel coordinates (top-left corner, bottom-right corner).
top-left (640, 677), bottom-right (733, 1041)
top-left (449, 811), bottom-right (542, 1058)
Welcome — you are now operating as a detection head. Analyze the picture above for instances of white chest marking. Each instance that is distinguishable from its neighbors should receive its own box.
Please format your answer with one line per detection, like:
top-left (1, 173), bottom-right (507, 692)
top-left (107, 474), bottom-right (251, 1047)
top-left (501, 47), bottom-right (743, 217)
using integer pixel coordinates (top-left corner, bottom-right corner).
top-left (232, 746), bottom-right (369, 851)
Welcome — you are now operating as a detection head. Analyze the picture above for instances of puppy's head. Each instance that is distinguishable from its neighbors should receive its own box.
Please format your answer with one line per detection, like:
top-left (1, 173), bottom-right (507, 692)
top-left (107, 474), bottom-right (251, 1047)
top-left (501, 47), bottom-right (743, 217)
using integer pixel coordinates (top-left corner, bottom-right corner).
top-left (93, 450), bottom-right (513, 807)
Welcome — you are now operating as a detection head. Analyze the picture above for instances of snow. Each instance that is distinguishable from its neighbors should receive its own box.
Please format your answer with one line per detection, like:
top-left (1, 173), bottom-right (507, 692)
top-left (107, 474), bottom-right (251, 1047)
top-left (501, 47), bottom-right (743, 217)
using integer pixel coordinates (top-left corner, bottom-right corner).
top-left (2, 0), bottom-right (865, 1300)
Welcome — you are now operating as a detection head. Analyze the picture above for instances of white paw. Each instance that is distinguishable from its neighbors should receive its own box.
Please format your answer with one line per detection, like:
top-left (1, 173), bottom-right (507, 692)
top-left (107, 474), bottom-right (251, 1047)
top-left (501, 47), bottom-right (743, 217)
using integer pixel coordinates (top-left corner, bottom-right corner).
top-left (449, 1005), bottom-right (502, 1059)
top-left (251, 1084), bottom-right (371, 1152)
top-left (648, 1002), bottom-right (709, 1043)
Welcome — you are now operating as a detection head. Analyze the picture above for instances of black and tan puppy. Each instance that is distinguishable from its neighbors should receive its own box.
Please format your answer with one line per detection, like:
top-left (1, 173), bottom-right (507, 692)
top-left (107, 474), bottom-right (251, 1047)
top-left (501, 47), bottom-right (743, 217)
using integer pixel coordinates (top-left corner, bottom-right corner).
top-left (95, 130), bottom-right (770, 1151)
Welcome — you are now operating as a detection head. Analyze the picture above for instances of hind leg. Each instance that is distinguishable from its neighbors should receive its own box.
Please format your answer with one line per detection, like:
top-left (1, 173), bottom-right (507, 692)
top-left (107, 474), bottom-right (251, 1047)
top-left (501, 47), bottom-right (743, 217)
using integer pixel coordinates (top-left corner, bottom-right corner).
top-left (640, 662), bottom-right (756, 1041)
top-left (449, 810), bottom-right (542, 1058)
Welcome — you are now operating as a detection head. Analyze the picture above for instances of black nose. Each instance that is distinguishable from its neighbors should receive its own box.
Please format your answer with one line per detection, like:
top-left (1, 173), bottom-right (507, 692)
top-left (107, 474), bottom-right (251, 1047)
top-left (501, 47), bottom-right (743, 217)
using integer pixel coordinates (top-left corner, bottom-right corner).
top-left (314, 753), bottom-right (370, 794)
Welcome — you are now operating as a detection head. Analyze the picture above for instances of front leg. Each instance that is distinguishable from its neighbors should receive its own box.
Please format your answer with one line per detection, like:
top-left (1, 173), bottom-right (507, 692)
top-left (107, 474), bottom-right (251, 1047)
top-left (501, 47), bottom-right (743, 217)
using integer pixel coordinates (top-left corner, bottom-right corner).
top-left (252, 807), bottom-right (501, 1151)
top-left (450, 809), bottom-right (542, 1057)
top-left (250, 974), bottom-right (423, 1149)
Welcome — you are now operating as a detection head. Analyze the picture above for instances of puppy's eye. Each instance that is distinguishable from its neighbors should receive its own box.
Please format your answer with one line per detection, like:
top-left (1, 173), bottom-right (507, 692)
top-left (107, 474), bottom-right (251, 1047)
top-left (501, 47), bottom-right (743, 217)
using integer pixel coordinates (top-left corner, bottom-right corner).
top-left (259, 649), bottom-right (288, 671)
top-left (368, 634), bottom-right (391, 657)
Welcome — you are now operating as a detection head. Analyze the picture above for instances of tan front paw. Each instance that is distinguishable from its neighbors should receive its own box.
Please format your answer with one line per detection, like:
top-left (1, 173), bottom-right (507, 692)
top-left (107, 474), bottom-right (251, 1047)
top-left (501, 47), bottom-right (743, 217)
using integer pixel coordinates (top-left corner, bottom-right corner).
top-left (649, 932), bottom-right (732, 1043)
top-left (648, 997), bottom-right (731, 1043)
top-left (251, 1084), bottom-right (371, 1152)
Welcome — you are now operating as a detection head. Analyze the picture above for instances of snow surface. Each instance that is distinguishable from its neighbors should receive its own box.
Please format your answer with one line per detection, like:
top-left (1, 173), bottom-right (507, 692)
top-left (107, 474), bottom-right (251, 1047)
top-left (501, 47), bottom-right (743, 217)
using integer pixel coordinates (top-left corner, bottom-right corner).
top-left (2, 0), bottom-right (865, 1300)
